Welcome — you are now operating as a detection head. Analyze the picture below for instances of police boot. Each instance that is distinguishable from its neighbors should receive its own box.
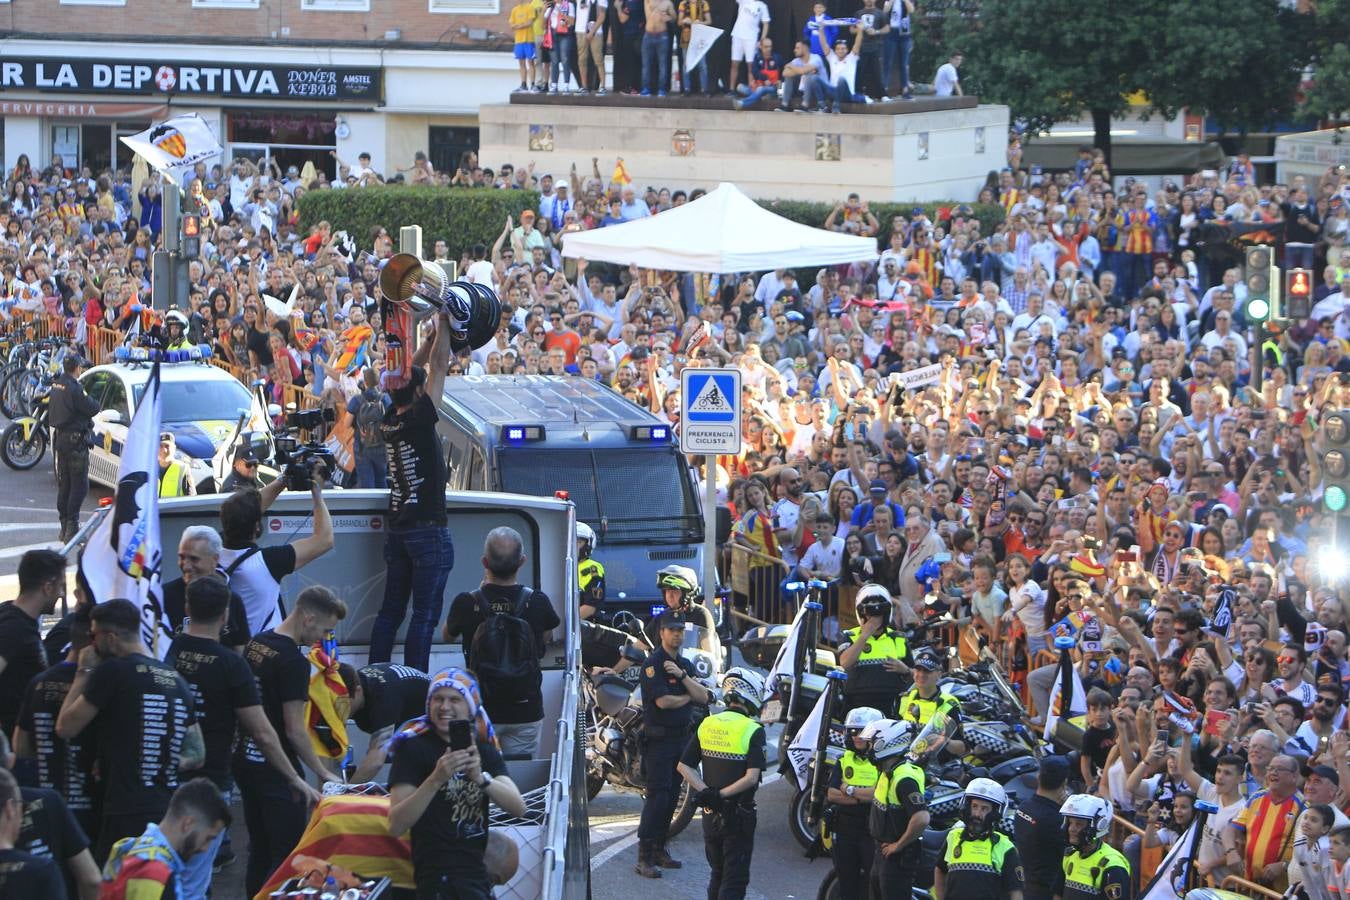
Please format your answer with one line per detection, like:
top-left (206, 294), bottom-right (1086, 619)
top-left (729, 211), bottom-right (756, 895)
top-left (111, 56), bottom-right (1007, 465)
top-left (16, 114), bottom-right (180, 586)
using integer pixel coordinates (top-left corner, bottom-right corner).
top-left (634, 841), bottom-right (663, 879)
top-left (652, 844), bottom-right (682, 869)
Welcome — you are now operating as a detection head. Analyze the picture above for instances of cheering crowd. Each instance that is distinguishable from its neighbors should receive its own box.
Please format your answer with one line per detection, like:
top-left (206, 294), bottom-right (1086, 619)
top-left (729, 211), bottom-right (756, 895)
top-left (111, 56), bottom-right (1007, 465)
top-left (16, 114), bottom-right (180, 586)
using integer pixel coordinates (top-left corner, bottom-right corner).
top-left (3, 132), bottom-right (1350, 898)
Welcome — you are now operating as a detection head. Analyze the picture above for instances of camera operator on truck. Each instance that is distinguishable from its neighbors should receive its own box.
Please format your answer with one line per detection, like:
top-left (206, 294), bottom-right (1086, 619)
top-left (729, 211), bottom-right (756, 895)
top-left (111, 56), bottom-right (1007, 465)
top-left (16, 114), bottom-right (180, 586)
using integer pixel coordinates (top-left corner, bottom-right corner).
top-left (217, 467), bottom-right (335, 635)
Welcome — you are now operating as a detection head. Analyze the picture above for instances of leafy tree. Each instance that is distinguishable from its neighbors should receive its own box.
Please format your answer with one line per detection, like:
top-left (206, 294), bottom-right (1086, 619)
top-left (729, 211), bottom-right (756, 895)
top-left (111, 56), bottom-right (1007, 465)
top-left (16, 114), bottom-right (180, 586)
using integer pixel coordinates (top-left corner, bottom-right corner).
top-left (1300, 0), bottom-right (1350, 125)
top-left (944, 0), bottom-right (1309, 163)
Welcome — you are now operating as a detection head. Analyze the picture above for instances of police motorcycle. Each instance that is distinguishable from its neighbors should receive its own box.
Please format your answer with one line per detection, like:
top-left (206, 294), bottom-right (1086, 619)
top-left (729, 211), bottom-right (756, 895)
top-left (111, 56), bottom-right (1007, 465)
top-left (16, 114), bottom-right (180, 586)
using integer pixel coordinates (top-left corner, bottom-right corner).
top-left (580, 566), bottom-right (725, 838)
top-left (0, 373), bottom-right (52, 471)
top-left (757, 581), bottom-right (841, 764)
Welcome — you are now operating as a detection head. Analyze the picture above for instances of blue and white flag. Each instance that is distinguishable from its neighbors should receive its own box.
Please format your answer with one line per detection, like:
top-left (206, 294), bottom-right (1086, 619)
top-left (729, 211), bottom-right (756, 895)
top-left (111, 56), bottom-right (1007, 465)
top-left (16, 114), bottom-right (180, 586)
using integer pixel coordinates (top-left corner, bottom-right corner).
top-left (81, 361), bottom-right (173, 658)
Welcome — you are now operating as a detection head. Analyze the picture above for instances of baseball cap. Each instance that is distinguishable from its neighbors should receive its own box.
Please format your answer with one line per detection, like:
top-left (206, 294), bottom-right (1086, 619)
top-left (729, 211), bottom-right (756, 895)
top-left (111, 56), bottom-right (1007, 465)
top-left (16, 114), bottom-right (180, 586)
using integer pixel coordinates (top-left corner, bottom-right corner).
top-left (869, 479), bottom-right (888, 495)
top-left (913, 648), bottom-right (942, 671)
top-left (659, 611), bottom-right (687, 630)
top-left (233, 445), bottom-right (259, 464)
top-left (556, 180), bottom-right (570, 192)
top-left (1304, 764), bottom-right (1340, 786)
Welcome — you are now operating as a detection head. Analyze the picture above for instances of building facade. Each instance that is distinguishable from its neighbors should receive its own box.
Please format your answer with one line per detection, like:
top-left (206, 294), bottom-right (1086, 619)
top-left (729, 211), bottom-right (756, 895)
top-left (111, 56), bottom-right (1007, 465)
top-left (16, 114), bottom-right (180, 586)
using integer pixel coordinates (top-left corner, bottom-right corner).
top-left (1, 0), bottom-right (528, 180)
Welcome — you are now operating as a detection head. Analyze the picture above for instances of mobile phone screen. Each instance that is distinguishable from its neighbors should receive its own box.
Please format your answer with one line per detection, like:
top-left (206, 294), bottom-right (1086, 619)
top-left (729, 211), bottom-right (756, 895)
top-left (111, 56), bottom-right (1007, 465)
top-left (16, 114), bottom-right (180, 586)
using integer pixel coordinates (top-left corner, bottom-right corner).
top-left (448, 719), bottom-right (474, 751)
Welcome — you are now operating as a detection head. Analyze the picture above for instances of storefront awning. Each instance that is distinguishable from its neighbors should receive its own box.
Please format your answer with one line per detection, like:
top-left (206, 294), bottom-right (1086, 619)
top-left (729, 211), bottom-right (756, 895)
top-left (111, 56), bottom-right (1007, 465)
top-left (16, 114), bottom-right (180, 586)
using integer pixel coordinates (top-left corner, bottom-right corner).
top-left (0, 99), bottom-right (170, 119)
top-left (1022, 137), bottom-right (1225, 175)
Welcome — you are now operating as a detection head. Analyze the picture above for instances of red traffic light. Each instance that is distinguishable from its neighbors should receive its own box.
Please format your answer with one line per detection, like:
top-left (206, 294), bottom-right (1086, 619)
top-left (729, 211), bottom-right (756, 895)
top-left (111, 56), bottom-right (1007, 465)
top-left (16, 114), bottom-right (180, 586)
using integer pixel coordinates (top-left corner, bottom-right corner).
top-left (1286, 268), bottom-right (1311, 298)
top-left (182, 215), bottom-right (200, 237)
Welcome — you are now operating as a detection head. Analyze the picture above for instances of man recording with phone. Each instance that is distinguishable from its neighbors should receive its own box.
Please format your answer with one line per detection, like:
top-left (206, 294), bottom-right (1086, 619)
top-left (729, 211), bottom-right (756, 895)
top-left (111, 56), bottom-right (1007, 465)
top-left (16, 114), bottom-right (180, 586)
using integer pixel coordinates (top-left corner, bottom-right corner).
top-left (388, 668), bottom-right (526, 899)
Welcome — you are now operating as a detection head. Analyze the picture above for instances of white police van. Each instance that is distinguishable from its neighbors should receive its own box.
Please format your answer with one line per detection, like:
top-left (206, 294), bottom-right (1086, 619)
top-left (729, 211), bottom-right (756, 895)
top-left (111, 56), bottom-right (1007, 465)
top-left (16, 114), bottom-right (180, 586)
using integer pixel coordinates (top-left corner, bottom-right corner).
top-left (81, 353), bottom-right (272, 493)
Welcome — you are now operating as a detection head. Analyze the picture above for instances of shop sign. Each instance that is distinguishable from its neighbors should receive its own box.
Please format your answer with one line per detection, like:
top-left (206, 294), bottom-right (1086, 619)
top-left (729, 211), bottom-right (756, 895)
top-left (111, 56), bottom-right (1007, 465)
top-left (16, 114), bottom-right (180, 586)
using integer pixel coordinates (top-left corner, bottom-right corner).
top-left (0, 58), bottom-right (382, 102)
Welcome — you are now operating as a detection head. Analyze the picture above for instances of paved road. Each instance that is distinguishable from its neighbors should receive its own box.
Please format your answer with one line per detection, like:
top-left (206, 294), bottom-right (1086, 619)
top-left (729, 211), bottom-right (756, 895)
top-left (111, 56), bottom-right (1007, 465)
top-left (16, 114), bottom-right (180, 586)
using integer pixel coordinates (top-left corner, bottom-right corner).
top-left (0, 445), bottom-right (107, 579)
top-left (588, 723), bottom-right (827, 900)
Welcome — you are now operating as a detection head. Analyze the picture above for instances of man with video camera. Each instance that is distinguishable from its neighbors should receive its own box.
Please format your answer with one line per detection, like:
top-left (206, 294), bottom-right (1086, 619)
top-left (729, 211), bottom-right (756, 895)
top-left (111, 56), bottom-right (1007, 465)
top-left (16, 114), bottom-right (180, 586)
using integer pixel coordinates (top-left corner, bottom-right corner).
top-left (217, 463), bottom-right (335, 635)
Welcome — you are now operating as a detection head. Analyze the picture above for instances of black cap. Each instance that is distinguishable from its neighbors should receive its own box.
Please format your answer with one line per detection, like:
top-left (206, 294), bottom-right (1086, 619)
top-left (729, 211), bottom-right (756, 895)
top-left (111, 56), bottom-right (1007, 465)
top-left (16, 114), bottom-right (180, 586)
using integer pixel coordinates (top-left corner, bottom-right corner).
top-left (1038, 755), bottom-right (1070, 789)
top-left (913, 648), bottom-right (942, 671)
top-left (869, 479), bottom-right (888, 495)
top-left (233, 444), bottom-right (259, 464)
top-left (1305, 764), bottom-right (1340, 786)
top-left (659, 611), bottom-right (687, 630)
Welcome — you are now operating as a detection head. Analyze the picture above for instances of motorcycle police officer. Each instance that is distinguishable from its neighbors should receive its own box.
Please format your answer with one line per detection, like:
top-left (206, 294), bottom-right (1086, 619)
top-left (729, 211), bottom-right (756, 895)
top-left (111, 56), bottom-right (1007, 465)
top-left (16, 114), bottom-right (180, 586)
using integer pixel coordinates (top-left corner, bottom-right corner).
top-left (577, 521), bottom-right (605, 621)
top-left (1057, 794), bottom-right (1131, 900)
top-left (838, 584), bottom-right (911, 715)
top-left (861, 718), bottom-right (930, 900)
top-left (49, 355), bottom-right (99, 542)
top-left (678, 666), bottom-right (767, 900)
top-left (826, 706), bottom-right (885, 897)
top-left (898, 647), bottom-right (967, 757)
top-left (636, 608), bottom-right (711, 878)
top-left (934, 777), bottom-right (1024, 900)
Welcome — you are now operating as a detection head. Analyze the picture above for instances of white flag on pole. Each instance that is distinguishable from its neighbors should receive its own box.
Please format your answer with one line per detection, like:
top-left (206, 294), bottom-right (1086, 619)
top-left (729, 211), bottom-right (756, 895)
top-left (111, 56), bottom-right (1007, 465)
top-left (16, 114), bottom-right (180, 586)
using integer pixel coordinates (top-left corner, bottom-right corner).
top-left (119, 114), bottom-right (222, 177)
top-left (763, 601), bottom-right (809, 701)
top-left (80, 361), bottom-right (173, 658)
top-left (685, 23), bottom-right (724, 72)
top-left (785, 688), bottom-right (830, 790)
top-left (1043, 647), bottom-right (1087, 741)
top-left (1139, 818), bottom-right (1201, 900)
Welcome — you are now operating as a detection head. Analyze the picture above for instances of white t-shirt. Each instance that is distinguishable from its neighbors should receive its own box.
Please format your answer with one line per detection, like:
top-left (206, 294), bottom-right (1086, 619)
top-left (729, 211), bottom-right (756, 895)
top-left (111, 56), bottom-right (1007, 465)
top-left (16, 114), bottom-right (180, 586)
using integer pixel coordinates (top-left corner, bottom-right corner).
top-left (800, 535), bottom-right (845, 578)
top-left (934, 61), bottom-right (960, 96)
top-left (574, 0), bottom-right (607, 32)
top-left (731, 0), bottom-right (770, 41)
top-left (1194, 779), bottom-right (1244, 881)
top-left (828, 52), bottom-right (859, 93)
top-left (466, 259), bottom-right (497, 290)
top-left (1009, 580), bottom-right (1047, 637)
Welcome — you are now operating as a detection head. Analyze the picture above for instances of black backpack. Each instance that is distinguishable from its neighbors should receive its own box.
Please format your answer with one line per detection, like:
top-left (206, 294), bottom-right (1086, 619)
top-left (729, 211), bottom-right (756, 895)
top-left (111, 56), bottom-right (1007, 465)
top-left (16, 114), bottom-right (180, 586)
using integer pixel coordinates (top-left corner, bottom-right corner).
top-left (469, 588), bottom-right (540, 703)
top-left (355, 392), bottom-right (385, 449)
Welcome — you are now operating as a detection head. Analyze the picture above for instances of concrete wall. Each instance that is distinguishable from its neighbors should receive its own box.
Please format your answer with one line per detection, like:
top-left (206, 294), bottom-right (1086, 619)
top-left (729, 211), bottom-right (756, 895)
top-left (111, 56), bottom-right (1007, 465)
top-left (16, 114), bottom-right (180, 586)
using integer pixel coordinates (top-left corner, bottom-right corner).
top-left (477, 102), bottom-right (1010, 202)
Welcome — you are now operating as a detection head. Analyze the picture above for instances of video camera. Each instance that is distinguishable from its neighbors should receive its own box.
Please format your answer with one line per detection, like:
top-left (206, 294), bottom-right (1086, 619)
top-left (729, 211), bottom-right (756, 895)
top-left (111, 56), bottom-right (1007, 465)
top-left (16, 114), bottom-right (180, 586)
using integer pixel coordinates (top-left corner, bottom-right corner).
top-left (273, 407), bottom-right (337, 491)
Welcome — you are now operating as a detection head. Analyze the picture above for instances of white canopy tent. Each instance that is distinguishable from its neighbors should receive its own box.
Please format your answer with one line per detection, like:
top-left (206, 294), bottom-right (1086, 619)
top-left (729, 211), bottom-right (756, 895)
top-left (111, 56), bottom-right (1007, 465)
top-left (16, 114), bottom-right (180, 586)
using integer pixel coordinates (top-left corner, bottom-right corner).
top-left (560, 182), bottom-right (877, 272)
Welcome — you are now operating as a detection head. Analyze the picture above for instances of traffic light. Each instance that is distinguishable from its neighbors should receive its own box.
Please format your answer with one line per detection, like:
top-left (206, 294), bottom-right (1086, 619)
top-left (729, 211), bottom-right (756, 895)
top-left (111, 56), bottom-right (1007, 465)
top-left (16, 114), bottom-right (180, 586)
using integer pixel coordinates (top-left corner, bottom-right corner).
top-left (1244, 245), bottom-right (1272, 322)
top-left (181, 214), bottom-right (200, 259)
top-left (1285, 267), bottom-right (1313, 320)
top-left (1323, 410), bottom-right (1350, 513)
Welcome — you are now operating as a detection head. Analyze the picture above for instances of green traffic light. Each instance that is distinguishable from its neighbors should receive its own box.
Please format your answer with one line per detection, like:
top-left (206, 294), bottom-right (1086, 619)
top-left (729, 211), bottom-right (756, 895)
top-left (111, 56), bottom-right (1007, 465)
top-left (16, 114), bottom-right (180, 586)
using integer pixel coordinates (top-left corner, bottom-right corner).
top-left (1328, 485), bottom-right (1348, 513)
top-left (1248, 297), bottom-right (1271, 321)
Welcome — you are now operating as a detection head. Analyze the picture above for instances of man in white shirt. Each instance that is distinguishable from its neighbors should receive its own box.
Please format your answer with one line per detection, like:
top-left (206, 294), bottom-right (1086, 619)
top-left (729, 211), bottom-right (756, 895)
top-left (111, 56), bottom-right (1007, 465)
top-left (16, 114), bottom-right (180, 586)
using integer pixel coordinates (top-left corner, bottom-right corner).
top-left (1200, 311), bottom-right (1248, 359)
top-left (821, 31), bottom-right (864, 113)
top-left (933, 50), bottom-right (962, 96)
top-left (1310, 272), bottom-right (1350, 340)
top-left (575, 0), bottom-right (609, 93)
top-left (465, 242), bottom-right (498, 291)
top-left (781, 39), bottom-right (827, 111)
top-left (729, 0), bottom-right (771, 95)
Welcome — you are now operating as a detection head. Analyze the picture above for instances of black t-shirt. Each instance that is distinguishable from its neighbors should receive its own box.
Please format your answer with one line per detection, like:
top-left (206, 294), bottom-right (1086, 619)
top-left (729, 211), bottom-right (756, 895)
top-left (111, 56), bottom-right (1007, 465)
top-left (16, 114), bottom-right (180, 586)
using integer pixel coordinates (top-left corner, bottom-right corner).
top-left (83, 654), bottom-right (196, 819)
top-left (639, 646), bottom-right (697, 732)
top-left (445, 585), bottom-right (560, 724)
top-left (161, 577), bottom-right (252, 650)
top-left (354, 663), bottom-right (431, 734)
top-left (234, 629), bottom-right (310, 776)
top-left (1081, 722), bottom-right (1117, 778)
top-left (387, 731), bottom-right (508, 880)
top-left (0, 847), bottom-right (66, 898)
top-left (19, 786), bottom-right (88, 900)
top-left (246, 327), bottom-right (274, 367)
top-left (1013, 792), bottom-right (1065, 900)
top-left (17, 662), bottom-right (95, 820)
top-left (383, 393), bottom-right (448, 529)
top-left (42, 612), bottom-right (75, 666)
top-left (167, 633), bottom-right (262, 789)
top-left (0, 603), bottom-right (47, 736)
top-left (854, 6), bottom-right (884, 45)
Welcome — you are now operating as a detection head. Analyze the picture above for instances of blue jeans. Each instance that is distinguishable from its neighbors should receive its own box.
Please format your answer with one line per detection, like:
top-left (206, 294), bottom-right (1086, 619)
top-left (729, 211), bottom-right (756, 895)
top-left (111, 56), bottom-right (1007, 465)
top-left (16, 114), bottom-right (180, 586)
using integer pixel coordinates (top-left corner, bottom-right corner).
top-left (355, 450), bottom-right (387, 489)
top-left (370, 526), bottom-right (454, 673)
top-left (178, 788), bottom-right (231, 899)
top-left (817, 80), bottom-right (864, 111)
top-left (884, 32), bottom-right (912, 93)
top-left (1284, 242), bottom-right (1314, 270)
top-left (641, 32), bottom-right (669, 93)
top-left (551, 32), bottom-right (576, 87)
top-left (741, 84), bottom-right (778, 106)
top-left (681, 50), bottom-right (708, 93)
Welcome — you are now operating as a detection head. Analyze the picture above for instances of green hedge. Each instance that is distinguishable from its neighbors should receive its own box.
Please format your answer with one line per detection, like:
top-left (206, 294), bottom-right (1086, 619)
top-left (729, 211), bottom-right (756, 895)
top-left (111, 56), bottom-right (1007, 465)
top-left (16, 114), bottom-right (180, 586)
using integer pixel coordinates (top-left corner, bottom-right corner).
top-left (756, 199), bottom-right (1006, 242)
top-left (297, 187), bottom-right (540, 261)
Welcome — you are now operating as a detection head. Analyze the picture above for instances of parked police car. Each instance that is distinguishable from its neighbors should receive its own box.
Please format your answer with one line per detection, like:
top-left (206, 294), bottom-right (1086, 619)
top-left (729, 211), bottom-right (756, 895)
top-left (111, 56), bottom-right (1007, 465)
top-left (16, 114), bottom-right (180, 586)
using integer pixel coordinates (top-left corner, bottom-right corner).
top-left (82, 358), bottom-right (272, 493)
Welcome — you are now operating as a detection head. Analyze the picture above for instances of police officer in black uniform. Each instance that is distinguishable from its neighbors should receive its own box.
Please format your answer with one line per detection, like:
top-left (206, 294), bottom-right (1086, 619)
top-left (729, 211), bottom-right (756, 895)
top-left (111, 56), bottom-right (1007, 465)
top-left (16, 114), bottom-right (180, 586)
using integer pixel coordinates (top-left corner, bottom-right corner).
top-left (827, 706), bottom-right (885, 897)
top-left (635, 609), bottom-right (711, 879)
top-left (678, 666), bottom-right (767, 900)
top-left (49, 356), bottom-right (99, 543)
